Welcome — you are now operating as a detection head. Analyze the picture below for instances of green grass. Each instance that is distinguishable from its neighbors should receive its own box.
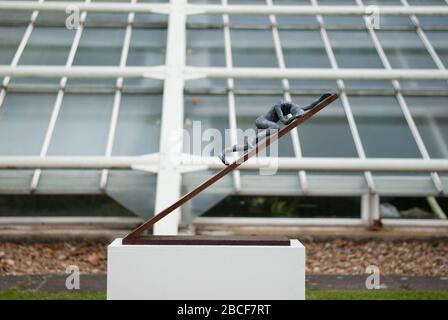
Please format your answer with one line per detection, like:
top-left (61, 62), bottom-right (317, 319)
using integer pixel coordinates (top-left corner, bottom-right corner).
top-left (0, 289), bottom-right (447, 300)
top-left (0, 289), bottom-right (106, 300)
top-left (306, 290), bottom-right (448, 300)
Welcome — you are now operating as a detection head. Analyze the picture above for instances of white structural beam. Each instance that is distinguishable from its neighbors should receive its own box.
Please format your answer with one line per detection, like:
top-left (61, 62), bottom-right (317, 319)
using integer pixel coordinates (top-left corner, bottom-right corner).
top-left (153, 0), bottom-right (187, 235)
top-left (0, 1), bottom-right (170, 13)
top-left (1, 156), bottom-right (448, 172)
top-left (1, 66), bottom-right (448, 80)
top-left (0, 155), bottom-right (159, 169)
top-left (0, 66), bottom-right (165, 78)
top-left (1, 2), bottom-right (448, 16)
top-left (187, 4), bottom-right (448, 16)
top-left (184, 67), bottom-right (448, 80)
top-left (194, 217), bottom-right (448, 228)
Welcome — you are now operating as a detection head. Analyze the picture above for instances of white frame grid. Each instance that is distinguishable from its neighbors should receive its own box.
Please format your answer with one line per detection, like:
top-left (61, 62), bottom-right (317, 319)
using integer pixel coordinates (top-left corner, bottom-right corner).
top-left (0, 0), bottom-right (447, 233)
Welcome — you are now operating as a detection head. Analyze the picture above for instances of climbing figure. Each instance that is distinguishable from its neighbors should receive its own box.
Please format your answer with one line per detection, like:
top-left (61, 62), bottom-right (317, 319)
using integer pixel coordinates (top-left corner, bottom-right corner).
top-left (219, 93), bottom-right (332, 165)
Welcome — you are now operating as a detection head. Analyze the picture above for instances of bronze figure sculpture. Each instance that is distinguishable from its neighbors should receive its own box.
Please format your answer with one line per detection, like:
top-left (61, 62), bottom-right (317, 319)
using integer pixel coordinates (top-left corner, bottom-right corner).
top-left (218, 93), bottom-right (333, 165)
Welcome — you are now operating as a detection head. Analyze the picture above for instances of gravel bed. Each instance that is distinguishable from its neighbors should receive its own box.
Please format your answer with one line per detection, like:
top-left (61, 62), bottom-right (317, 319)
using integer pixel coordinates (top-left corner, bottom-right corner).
top-left (0, 240), bottom-right (446, 276)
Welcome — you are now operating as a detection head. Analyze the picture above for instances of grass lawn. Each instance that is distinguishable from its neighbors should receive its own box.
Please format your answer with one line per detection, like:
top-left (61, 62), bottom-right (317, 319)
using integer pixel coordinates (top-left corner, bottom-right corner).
top-left (0, 289), bottom-right (447, 300)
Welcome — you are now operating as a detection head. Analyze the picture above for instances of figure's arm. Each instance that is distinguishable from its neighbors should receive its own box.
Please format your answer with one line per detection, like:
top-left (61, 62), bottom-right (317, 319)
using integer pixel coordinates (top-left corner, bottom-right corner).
top-left (299, 102), bottom-right (313, 111)
top-left (302, 93), bottom-right (332, 111)
top-left (274, 102), bottom-right (293, 125)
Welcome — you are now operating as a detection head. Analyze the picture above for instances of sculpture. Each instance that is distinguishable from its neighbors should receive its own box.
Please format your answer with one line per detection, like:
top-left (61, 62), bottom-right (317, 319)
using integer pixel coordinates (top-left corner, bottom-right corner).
top-left (122, 93), bottom-right (338, 244)
top-left (218, 93), bottom-right (333, 165)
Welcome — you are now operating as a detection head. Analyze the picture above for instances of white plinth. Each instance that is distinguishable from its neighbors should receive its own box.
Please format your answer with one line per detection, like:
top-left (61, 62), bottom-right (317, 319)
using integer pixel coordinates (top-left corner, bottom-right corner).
top-left (107, 238), bottom-right (305, 300)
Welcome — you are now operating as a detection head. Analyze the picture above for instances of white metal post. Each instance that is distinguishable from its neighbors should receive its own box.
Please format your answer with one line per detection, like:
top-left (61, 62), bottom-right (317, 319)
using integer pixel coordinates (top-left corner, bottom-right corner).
top-left (153, 0), bottom-right (187, 235)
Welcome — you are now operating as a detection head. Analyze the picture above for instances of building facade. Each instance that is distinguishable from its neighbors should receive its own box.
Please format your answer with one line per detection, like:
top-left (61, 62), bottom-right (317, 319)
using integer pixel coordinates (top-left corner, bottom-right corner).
top-left (0, 0), bottom-right (447, 234)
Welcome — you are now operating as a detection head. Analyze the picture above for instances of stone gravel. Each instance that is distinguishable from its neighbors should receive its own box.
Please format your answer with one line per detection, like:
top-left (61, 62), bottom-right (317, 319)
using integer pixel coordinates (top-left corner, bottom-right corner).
top-left (0, 240), bottom-right (446, 276)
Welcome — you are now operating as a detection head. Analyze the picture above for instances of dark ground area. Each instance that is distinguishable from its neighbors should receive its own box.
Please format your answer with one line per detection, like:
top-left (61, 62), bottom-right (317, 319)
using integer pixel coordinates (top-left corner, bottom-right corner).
top-left (1, 274), bottom-right (447, 293)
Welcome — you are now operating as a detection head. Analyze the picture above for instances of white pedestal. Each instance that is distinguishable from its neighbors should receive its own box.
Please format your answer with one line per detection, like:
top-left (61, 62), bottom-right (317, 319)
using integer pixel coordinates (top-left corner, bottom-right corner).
top-left (107, 238), bottom-right (305, 300)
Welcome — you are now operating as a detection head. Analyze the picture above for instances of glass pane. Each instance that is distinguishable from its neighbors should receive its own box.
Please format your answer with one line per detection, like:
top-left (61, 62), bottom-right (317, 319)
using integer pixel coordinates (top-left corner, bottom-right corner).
top-left (0, 27), bottom-right (26, 64)
top-left (280, 30), bottom-right (330, 68)
top-left (13, 27), bottom-right (75, 86)
top-left (0, 10), bottom-right (32, 25)
top-left (134, 13), bottom-right (168, 25)
top-left (126, 28), bottom-right (167, 66)
top-left (181, 170), bottom-right (232, 224)
top-left (294, 95), bottom-right (358, 157)
top-left (417, 16), bottom-right (448, 27)
top-left (184, 95), bottom-right (229, 157)
top-left (70, 27), bottom-right (125, 86)
top-left (349, 95), bottom-right (421, 158)
top-left (231, 30), bottom-right (277, 67)
top-left (187, 29), bottom-right (225, 67)
top-left (406, 96), bottom-right (448, 159)
top-left (19, 27), bottom-right (74, 65)
top-left (187, 14), bottom-right (222, 26)
top-left (37, 0), bottom-right (70, 26)
top-left (229, 15), bottom-right (270, 26)
top-left (112, 94), bottom-right (162, 155)
top-left (73, 27), bottom-right (125, 65)
top-left (288, 80), bottom-right (338, 92)
top-left (376, 30), bottom-right (436, 69)
top-left (425, 31), bottom-right (448, 67)
top-left (0, 93), bottom-right (55, 155)
top-left (327, 30), bottom-right (382, 69)
top-left (107, 170), bottom-right (157, 220)
top-left (47, 94), bottom-right (114, 155)
top-left (234, 79), bottom-right (282, 90)
top-left (327, 30), bottom-right (391, 90)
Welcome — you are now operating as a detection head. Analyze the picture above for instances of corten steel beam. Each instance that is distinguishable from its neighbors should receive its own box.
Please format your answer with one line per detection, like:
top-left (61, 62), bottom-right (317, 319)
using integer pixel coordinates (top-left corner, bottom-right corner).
top-left (121, 93), bottom-right (339, 244)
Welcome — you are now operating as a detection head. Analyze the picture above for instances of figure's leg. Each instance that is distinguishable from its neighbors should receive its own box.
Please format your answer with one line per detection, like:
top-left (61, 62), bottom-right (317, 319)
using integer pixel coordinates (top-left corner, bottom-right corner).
top-left (218, 118), bottom-right (279, 166)
top-left (218, 142), bottom-right (252, 165)
top-left (253, 119), bottom-right (280, 145)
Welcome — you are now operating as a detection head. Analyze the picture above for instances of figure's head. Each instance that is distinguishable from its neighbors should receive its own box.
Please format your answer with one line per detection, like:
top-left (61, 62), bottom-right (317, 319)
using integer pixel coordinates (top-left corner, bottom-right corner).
top-left (290, 105), bottom-right (303, 118)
